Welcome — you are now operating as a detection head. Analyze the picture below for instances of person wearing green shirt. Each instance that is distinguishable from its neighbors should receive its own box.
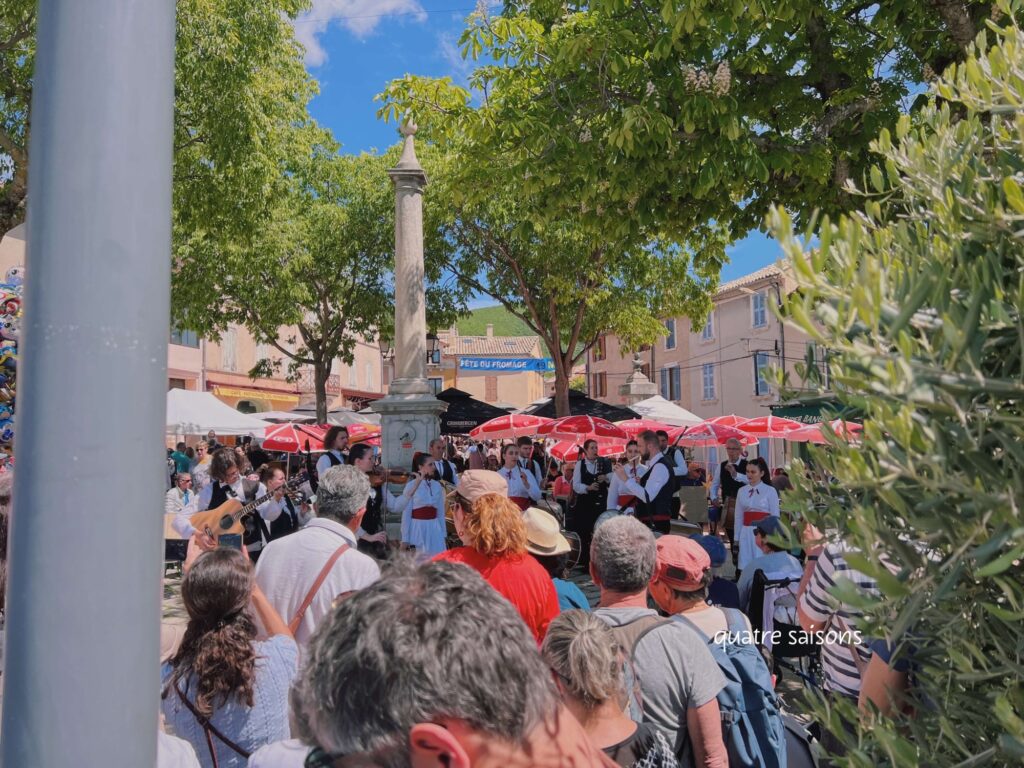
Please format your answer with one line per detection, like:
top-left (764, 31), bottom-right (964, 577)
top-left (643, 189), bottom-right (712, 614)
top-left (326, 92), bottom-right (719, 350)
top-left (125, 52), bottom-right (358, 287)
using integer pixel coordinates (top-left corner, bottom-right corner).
top-left (170, 441), bottom-right (191, 475)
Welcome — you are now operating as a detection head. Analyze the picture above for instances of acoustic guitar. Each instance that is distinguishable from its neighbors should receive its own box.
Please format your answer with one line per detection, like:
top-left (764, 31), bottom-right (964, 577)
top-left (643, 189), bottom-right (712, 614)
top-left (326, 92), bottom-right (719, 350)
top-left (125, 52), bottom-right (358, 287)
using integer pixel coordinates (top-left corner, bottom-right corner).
top-left (189, 474), bottom-right (308, 539)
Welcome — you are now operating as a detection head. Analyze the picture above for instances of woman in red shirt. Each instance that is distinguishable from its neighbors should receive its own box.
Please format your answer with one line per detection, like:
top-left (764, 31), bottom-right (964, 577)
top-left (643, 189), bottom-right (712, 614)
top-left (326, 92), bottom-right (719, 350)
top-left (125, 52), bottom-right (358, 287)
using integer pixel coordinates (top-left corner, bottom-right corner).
top-left (435, 470), bottom-right (560, 642)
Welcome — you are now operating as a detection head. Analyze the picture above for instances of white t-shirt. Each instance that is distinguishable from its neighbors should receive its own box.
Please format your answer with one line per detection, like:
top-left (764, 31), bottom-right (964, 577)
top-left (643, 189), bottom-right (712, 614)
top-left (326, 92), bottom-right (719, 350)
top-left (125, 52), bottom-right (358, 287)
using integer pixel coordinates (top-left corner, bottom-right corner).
top-left (157, 731), bottom-right (201, 768)
top-left (255, 519), bottom-right (380, 651)
top-left (247, 739), bottom-right (311, 768)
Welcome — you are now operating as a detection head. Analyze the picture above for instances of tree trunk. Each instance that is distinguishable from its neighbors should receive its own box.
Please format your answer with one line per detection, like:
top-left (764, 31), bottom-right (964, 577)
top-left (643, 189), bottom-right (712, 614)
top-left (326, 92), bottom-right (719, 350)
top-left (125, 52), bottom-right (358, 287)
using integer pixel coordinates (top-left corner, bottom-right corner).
top-left (313, 360), bottom-right (329, 424)
top-left (553, 356), bottom-right (571, 417)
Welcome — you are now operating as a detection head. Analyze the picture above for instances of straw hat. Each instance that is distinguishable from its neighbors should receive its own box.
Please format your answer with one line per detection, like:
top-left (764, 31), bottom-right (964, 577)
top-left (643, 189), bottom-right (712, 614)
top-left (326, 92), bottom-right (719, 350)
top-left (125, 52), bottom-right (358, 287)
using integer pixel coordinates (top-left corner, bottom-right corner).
top-left (523, 507), bottom-right (571, 557)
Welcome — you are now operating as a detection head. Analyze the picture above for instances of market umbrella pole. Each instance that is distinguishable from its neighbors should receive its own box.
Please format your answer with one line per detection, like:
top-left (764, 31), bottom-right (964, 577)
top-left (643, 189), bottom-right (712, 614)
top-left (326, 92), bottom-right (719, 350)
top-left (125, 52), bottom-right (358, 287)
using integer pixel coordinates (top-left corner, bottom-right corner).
top-left (0, 2), bottom-right (176, 766)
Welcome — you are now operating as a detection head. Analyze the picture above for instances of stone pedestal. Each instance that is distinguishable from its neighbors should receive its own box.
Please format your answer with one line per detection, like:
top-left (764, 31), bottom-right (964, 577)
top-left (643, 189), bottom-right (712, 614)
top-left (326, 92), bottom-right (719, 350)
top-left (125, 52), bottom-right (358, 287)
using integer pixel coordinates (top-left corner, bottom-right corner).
top-left (618, 352), bottom-right (658, 405)
top-left (372, 120), bottom-right (446, 480)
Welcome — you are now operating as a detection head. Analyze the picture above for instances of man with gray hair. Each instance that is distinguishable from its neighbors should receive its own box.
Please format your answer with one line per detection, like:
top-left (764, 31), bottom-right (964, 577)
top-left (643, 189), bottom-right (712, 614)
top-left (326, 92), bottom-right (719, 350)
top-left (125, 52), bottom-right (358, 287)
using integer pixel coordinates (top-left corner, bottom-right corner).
top-left (591, 515), bottom-right (728, 767)
top-left (249, 559), bottom-right (617, 767)
top-left (255, 465), bottom-right (380, 650)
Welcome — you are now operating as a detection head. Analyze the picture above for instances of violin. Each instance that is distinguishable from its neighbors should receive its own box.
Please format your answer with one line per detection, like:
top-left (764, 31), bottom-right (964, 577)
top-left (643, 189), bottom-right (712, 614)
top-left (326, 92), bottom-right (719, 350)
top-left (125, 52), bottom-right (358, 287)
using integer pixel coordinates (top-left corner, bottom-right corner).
top-left (369, 466), bottom-right (412, 487)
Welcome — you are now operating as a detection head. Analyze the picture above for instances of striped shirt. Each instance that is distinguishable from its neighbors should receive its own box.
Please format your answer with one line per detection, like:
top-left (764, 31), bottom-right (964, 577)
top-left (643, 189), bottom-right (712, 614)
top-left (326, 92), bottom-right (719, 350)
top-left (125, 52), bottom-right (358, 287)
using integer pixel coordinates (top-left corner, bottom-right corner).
top-left (798, 543), bottom-right (878, 697)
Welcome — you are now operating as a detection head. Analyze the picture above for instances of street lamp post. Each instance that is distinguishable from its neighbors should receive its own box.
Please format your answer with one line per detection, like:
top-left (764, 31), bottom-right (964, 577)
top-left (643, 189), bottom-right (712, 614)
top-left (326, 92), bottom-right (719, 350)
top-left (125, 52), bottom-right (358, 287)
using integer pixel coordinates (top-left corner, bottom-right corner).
top-left (1, 1), bottom-right (176, 766)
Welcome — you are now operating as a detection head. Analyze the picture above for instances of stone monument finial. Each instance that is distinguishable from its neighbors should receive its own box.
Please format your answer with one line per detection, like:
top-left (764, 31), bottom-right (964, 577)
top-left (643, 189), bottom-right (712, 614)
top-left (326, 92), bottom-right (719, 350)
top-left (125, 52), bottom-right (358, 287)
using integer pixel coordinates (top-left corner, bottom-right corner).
top-left (394, 117), bottom-right (423, 173)
top-left (632, 351), bottom-right (644, 372)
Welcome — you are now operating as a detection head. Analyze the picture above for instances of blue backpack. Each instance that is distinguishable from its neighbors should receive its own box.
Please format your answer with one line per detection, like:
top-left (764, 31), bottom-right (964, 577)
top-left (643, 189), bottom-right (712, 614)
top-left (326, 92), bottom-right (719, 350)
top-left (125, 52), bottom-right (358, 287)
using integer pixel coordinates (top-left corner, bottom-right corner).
top-left (673, 608), bottom-right (787, 768)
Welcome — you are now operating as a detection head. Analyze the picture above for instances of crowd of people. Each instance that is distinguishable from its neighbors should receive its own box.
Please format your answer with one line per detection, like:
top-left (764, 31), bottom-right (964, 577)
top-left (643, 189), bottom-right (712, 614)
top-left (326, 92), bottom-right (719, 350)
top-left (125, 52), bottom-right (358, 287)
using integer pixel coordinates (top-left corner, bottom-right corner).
top-left (150, 427), bottom-right (901, 768)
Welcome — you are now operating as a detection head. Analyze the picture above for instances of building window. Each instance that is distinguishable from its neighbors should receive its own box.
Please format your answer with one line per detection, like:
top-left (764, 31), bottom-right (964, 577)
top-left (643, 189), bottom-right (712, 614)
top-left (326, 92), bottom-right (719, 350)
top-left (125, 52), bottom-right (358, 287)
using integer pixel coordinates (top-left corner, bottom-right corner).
top-left (221, 328), bottom-right (236, 372)
top-left (701, 312), bottom-right (714, 341)
top-left (347, 364), bottom-right (358, 387)
top-left (365, 362), bottom-right (375, 391)
top-left (592, 336), bottom-right (607, 362)
top-left (255, 342), bottom-right (270, 364)
top-left (485, 376), bottom-right (498, 401)
top-left (428, 349), bottom-right (442, 365)
top-left (428, 377), bottom-right (443, 395)
top-left (664, 319), bottom-right (676, 350)
top-left (754, 352), bottom-right (771, 396)
top-left (170, 326), bottom-right (199, 348)
top-left (660, 366), bottom-right (681, 401)
top-left (757, 438), bottom-right (770, 463)
top-left (702, 363), bottom-right (716, 400)
top-left (590, 372), bottom-right (607, 398)
top-left (752, 291), bottom-right (768, 328)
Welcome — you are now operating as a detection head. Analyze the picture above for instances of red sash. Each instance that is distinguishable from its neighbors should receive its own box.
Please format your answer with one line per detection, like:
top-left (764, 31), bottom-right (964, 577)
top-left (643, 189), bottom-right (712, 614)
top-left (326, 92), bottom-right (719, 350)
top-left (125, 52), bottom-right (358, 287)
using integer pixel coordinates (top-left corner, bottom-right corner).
top-left (412, 506), bottom-right (437, 520)
top-left (510, 496), bottom-right (531, 511)
top-left (617, 494), bottom-right (638, 510)
top-left (744, 510), bottom-right (771, 525)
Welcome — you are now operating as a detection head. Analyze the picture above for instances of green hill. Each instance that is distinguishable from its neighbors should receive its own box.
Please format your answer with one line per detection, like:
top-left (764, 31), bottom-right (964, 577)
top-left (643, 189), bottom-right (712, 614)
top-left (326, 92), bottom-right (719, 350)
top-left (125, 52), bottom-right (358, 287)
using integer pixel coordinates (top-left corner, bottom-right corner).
top-left (456, 305), bottom-right (534, 337)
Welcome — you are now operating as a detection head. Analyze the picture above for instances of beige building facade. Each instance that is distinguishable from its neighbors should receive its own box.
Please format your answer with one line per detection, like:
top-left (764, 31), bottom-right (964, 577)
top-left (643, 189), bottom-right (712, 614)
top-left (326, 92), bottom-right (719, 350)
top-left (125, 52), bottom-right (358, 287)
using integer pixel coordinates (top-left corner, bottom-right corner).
top-left (0, 224), bottom-right (386, 414)
top-left (587, 265), bottom-right (827, 468)
top-left (433, 325), bottom-right (547, 409)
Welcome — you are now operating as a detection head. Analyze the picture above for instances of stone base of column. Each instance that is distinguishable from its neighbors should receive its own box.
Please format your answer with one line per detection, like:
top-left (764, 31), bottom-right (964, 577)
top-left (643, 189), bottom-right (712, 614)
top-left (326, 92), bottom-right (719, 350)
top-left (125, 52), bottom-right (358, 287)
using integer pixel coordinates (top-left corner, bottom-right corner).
top-left (371, 391), bottom-right (447, 474)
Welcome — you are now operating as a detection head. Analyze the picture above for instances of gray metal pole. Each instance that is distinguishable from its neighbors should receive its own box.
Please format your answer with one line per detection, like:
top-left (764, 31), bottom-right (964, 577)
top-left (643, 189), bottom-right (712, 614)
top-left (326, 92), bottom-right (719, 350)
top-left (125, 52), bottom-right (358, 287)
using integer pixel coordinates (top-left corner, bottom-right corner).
top-left (1, 2), bottom-right (176, 766)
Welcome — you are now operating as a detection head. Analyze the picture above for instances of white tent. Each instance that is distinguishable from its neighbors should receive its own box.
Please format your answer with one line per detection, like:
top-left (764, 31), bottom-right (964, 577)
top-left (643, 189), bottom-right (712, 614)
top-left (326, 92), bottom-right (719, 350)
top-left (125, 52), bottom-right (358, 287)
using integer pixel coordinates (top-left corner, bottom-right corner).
top-left (630, 395), bottom-right (703, 427)
top-left (166, 389), bottom-right (272, 435)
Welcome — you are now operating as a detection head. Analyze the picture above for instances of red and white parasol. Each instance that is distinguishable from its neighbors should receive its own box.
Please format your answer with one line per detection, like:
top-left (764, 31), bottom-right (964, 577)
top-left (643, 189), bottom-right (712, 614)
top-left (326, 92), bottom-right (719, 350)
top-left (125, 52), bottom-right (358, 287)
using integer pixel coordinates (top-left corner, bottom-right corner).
top-left (614, 418), bottom-right (671, 438)
top-left (345, 423), bottom-right (382, 444)
top-left (667, 422), bottom-right (757, 446)
top-left (786, 420), bottom-right (863, 444)
top-left (537, 415), bottom-right (630, 442)
top-left (262, 423), bottom-right (328, 453)
top-left (468, 414), bottom-right (552, 440)
top-left (548, 439), bottom-right (625, 462)
top-left (736, 415), bottom-right (804, 438)
top-left (705, 414), bottom-right (749, 429)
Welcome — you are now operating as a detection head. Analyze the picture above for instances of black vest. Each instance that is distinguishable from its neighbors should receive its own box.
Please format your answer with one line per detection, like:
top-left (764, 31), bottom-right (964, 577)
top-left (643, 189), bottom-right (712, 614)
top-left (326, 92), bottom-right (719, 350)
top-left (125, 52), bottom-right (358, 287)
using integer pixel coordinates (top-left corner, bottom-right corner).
top-left (326, 451), bottom-right (345, 468)
top-left (208, 480), bottom-right (266, 546)
top-left (519, 458), bottom-right (543, 485)
top-left (578, 458), bottom-right (611, 508)
top-left (719, 459), bottom-right (748, 499)
top-left (637, 456), bottom-right (676, 523)
top-left (436, 460), bottom-right (457, 485)
top-left (269, 496), bottom-right (300, 541)
top-left (663, 446), bottom-right (683, 491)
top-left (363, 487), bottom-right (384, 535)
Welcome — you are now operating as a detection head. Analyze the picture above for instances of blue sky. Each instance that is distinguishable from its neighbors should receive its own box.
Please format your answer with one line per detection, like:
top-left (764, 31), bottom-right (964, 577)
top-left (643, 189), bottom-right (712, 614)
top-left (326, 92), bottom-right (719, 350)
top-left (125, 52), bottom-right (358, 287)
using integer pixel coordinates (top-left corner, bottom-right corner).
top-left (297, 1), bottom-right (779, 305)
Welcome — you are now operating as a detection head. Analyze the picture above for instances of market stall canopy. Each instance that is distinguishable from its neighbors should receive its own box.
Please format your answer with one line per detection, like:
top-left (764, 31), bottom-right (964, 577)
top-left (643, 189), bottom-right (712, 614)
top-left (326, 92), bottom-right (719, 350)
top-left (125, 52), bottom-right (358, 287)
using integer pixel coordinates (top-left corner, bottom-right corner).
top-left (436, 387), bottom-right (509, 435)
top-left (166, 389), bottom-right (272, 436)
top-left (521, 389), bottom-right (639, 421)
top-left (259, 410), bottom-right (317, 424)
top-left (290, 404), bottom-right (380, 426)
top-left (629, 396), bottom-right (703, 427)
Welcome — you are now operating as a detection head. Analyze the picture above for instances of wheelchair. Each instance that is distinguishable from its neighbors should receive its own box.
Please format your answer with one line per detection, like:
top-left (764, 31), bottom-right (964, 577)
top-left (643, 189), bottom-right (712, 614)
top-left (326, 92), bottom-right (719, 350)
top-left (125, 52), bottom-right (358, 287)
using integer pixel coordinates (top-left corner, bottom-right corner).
top-left (745, 569), bottom-right (823, 689)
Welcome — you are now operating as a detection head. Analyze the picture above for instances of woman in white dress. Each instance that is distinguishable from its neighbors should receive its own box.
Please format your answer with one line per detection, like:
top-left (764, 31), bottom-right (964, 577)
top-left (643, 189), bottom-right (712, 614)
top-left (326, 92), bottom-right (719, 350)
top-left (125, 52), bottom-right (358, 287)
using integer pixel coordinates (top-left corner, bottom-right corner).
top-left (733, 457), bottom-right (780, 572)
top-left (397, 453), bottom-right (447, 559)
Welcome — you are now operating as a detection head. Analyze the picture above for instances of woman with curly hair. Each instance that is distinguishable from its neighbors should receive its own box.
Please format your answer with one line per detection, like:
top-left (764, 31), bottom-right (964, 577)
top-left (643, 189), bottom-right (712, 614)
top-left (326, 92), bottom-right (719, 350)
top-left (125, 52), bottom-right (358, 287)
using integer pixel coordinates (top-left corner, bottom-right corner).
top-left (435, 470), bottom-right (560, 642)
top-left (161, 548), bottom-right (296, 767)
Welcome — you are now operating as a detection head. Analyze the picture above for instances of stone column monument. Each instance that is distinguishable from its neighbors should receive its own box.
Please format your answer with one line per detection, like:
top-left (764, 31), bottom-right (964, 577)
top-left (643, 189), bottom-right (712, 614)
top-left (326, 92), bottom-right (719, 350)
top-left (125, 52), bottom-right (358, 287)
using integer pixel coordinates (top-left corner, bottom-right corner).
top-left (618, 352), bottom-right (658, 405)
top-left (372, 121), bottom-right (446, 474)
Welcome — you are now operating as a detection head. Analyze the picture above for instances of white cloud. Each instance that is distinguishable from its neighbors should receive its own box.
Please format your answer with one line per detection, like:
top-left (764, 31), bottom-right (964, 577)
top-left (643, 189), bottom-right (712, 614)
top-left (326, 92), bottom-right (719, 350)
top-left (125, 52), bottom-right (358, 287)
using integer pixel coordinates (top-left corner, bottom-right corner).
top-left (438, 31), bottom-right (473, 85)
top-left (293, 0), bottom-right (427, 67)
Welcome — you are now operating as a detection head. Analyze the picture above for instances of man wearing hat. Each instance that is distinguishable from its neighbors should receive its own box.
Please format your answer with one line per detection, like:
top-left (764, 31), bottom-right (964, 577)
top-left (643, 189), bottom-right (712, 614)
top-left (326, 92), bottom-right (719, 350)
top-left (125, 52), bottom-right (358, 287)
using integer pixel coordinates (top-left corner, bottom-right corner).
top-left (523, 506), bottom-right (590, 611)
top-left (691, 534), bottom-right (740, 609)
top-left (735, 516), bottom-right (802, 611)
top-left (648, 535), bottom-right (753, 641)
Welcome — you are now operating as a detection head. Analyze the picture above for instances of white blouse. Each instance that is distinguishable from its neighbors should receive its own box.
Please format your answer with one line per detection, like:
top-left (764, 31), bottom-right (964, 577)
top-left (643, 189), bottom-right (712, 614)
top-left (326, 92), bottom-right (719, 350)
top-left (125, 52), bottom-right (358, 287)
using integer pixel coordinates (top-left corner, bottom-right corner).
top-left (498, 465), bottom-right (541, 503)
top-left (734, 481), bottom-right (780, 529)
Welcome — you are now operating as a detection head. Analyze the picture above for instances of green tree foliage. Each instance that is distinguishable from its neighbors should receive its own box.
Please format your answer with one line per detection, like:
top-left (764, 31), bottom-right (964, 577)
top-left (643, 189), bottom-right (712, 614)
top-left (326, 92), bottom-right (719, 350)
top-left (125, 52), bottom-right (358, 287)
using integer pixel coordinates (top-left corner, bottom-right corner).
top-left (382, 1), bottom-right (1003, 246)
top-left (771, 13), bottom-right (1024, 764)
top-left (403, 143), bottom-right (720, 416)
top-left (0, 0), bottom-right (34, 235)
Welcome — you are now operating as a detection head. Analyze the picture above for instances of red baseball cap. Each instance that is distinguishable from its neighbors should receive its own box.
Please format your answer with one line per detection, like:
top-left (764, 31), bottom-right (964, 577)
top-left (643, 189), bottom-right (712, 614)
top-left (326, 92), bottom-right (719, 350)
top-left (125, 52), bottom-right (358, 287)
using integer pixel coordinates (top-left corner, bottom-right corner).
top-left (652, 535), bottom-right (711, 591)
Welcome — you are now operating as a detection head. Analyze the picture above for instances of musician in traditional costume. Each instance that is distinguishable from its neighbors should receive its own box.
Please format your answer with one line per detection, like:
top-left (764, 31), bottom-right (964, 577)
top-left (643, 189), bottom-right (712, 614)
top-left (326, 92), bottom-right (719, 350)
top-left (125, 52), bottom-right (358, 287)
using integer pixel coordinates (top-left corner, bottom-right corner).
top-left (710, 437), bottom-right (749, 560)
top-left (396, 453), bottom-right (447, 559)
top-left (315, 426), bottom-right (349, 479)
top-left (429, 438), bottom-right (460, 487)
top-left (607, 440), bottom-right (647, 513)
top-left (516, 436), bottom-right (546, 488)
top-left (348, 443), bottom-right (398, 559)
top-left (612, 431), bottom-right (674, 533)
top-left (498, 443), bottom-right (542, 511)
top-left (733, 456), bottom-right (780, 573)
top-left (571, 439), bottom-right (612, 565)
top-left (195, 448), bottom-right (286, 563)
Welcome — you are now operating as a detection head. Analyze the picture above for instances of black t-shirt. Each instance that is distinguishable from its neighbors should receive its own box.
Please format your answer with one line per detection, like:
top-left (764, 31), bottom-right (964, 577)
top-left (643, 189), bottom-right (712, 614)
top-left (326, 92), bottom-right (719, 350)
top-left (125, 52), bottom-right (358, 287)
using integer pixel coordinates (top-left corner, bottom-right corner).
top-left (604, 722), bottom-right (678, 768)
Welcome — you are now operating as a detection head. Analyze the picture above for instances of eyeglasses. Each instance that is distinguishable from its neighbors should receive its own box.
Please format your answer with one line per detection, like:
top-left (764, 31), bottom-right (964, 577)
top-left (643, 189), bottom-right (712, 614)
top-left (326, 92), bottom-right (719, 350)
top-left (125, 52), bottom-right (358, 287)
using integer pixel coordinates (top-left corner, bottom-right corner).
top-left (303, 737), bottom-right (406, 767)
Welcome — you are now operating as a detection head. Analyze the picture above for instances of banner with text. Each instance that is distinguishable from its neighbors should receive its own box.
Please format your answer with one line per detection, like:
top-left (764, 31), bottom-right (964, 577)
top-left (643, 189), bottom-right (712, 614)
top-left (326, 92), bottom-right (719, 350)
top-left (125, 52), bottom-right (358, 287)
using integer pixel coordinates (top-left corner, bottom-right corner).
top-left (459, 357), bottom-right (554, 373)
